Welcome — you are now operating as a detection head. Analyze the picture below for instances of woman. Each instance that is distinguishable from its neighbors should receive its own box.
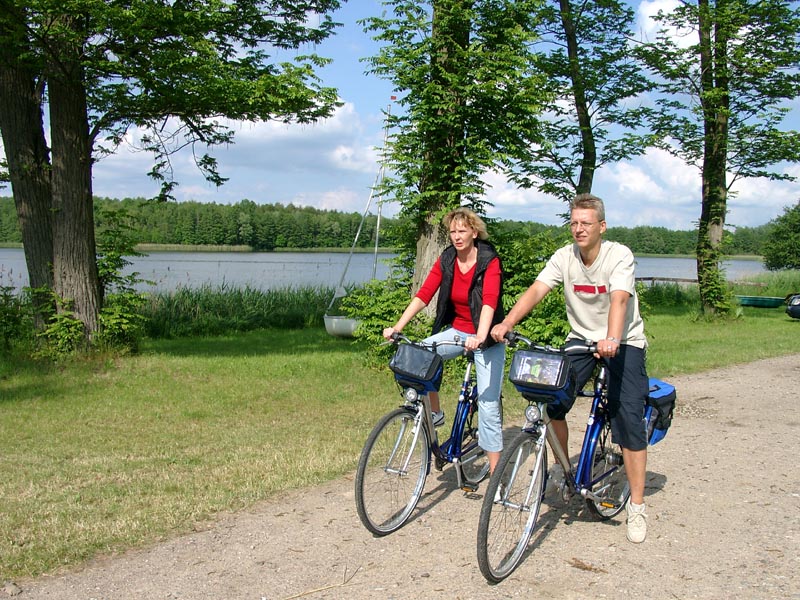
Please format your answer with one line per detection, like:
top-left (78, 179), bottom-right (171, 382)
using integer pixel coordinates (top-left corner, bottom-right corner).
top-left (383, 208), bottom-right (505, 473)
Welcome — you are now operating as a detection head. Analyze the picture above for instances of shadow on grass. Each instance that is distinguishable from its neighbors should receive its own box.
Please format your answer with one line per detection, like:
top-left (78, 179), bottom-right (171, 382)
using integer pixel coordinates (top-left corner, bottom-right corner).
top-left (141, 326), bottom-right (368, 358)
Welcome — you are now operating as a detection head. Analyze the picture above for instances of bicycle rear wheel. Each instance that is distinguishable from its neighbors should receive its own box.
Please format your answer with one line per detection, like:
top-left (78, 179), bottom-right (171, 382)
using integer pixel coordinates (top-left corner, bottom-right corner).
top-left (355, 407), bottom-right (430, 535)
top-left (458, 404), bottom-right (489, 487)
top-left (476, 431), bottom-right (547, 583)
top-left (584, 417), bottom-right (630, 520)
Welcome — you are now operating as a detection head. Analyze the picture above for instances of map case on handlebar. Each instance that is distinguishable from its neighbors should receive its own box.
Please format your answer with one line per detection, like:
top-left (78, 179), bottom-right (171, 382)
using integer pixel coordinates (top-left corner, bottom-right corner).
top-left (509, 349), bottom-right (576, 403)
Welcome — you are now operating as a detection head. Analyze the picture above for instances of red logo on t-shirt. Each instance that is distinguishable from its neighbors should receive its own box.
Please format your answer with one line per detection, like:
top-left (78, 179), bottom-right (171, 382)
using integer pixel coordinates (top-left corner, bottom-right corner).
top-left (573, 284), bottom-right (608, 294)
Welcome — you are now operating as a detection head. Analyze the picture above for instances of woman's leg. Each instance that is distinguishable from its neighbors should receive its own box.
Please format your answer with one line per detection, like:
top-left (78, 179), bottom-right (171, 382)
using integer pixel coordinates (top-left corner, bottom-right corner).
top-left (474, 342), bottom-right (505, 472)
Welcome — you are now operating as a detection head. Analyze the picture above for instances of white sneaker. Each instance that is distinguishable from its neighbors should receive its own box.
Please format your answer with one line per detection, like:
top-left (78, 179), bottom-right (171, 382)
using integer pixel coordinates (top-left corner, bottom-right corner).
top-left (626, 500), bottom-right (648, 543)
top-left (432, 411), bottom-right (445, 427)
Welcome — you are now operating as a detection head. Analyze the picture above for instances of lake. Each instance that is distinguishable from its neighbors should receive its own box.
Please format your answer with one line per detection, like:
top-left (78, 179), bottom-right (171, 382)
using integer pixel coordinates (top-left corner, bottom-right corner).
top-left (0, 248), bottom-right (767, 293)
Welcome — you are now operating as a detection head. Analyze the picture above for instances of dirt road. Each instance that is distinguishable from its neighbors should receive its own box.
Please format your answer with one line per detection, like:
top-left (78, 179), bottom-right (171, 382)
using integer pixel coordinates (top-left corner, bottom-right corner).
top-left (10, 354), bottom-right (800, 599)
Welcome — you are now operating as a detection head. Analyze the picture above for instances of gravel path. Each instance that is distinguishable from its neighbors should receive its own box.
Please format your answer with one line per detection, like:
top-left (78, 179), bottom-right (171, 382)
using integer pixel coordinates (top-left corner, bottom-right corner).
top-left (9, 354), bottom-right (800, 600)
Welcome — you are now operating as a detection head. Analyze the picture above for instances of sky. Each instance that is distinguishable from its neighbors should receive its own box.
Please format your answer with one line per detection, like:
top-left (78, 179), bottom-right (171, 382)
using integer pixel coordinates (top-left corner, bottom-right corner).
top-left (5, 1), bottom-right (800, 231)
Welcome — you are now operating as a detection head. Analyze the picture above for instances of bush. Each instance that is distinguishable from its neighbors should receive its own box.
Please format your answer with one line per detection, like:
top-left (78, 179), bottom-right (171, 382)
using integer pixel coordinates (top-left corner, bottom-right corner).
top-left (495, 229), bottom-right (572, 346)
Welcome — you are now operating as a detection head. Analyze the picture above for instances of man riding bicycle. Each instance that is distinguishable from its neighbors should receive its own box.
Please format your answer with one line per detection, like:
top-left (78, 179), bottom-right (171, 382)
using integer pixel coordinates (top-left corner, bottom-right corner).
top-left (491, 193), bottom-right (650, 544)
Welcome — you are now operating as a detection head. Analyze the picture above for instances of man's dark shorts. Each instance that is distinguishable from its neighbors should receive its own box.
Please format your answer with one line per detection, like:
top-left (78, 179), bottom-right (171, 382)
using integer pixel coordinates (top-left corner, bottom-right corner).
top-left (546, 344), bottom-right (649, 451)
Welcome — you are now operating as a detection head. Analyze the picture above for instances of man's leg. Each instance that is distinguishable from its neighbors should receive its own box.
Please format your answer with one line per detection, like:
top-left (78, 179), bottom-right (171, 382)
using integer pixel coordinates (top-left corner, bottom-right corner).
top-left (623, 447), bottom-right (647, 504)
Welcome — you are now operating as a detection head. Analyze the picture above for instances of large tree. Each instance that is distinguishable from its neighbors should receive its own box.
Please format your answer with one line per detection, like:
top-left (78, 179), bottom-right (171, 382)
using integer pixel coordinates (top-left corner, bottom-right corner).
top-left (362, 0), bottom-right (549, 292)
top-left (637, 0), bottom-right (800, 314)
top-left (0, 0), bottom-right (342, 341)
top-left (513, 0), bottom-right (656, 202)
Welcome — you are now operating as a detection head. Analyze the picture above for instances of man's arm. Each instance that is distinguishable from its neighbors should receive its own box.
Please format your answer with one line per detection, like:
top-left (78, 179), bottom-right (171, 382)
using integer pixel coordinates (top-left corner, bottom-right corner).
top-left (597, 289), bottom-right (630, 357)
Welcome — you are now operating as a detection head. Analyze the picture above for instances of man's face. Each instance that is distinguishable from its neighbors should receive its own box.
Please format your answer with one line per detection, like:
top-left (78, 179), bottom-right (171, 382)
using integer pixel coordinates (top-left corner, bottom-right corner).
top-left (570, 208), bottom-right (606, 250)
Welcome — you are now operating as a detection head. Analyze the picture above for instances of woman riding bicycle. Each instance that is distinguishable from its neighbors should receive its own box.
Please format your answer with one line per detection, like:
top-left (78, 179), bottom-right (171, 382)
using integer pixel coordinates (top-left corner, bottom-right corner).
top-left (383, 208), bottom-right (505, 474)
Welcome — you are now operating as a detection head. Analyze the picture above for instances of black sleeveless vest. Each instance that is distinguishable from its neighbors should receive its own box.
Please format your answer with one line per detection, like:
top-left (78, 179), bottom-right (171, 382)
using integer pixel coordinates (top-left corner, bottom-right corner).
top-left (431, 239), bottom-right (505, 348)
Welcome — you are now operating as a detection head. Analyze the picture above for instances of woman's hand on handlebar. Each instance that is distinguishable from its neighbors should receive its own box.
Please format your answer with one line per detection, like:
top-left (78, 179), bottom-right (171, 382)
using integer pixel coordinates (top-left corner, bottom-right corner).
top-left (464, 335), bottom-right (484, 351)
top-left (383, 326), bottom-right (400, 341)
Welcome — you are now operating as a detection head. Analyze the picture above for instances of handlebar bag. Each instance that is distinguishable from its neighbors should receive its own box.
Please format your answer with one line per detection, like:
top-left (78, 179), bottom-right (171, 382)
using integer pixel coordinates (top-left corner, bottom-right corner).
top-left (509, 349), bottom-right (576, 404)
top-left (389, 344), bottom-right (444, 386)
top-left (645, 378), bottom-right (676, 445)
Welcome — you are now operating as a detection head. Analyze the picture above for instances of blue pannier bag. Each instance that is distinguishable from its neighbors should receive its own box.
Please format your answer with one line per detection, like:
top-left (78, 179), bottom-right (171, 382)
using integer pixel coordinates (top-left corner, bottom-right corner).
top-left (645, 378), bottom-right (676, 445)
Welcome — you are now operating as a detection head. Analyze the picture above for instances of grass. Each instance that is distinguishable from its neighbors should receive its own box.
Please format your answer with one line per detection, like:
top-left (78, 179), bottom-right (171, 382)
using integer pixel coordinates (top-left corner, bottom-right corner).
top-left (1, 302), bottom-right (798, 580)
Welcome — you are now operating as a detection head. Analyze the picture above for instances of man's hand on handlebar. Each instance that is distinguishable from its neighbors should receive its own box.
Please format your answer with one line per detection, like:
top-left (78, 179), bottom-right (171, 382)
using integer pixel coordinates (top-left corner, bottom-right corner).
top-left (490, 322), bottom-right (511, 343)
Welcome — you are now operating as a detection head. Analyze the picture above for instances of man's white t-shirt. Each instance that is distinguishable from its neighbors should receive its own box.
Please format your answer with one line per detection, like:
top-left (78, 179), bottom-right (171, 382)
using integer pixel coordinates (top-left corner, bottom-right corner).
top-left (536, 240), bottom-right (647, 349)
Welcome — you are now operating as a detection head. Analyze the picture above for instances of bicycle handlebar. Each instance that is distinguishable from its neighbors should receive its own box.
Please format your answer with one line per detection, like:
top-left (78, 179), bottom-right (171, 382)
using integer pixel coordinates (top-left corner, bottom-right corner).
top-left (389, 332), bottom-right (467, 350)
top-left (503, 331), bottom-right (598, 355)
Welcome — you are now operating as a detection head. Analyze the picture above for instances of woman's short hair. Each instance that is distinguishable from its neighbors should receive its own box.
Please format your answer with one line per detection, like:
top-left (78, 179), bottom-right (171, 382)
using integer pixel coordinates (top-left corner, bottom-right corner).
top-left (443, 207), bottom-right (489, 240)
top-left (570, 193), bottom-right (606, 222)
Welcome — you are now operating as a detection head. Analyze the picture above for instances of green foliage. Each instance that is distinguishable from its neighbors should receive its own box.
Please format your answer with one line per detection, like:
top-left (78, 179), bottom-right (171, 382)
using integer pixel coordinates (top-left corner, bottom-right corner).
top-left (97, 291), bottom-right (148, 352)
top-left (0, 285), bottom-right (31, 352)
top-left (362, 0), bottom-right (549, 223)
top-left (95, 205), bottom-right (149, 351)
top-left (496, 227), bottom-right (572, 346)
top-left (37, 301), bottom-right (86, 358)
top-left (339, 268), bottom-right (432, 367)
top-left (762, 202), bottom-right (800, 270)
top-left (514, 0), bottom-right (657, 200)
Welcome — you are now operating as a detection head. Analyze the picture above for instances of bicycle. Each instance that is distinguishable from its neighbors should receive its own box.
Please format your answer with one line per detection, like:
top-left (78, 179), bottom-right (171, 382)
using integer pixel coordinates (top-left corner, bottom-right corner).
top-left (476, 332), bottom-right (630, 583)
top-left (354, 333), bottom-right (491, 536)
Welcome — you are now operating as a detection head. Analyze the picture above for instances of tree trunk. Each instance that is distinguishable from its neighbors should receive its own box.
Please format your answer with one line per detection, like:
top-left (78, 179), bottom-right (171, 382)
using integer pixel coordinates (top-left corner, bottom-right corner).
top-left (696, 0), bottom-right (730, 315)
top-left (48, 51), bottom-right (100, 339)
top-left (412, 0), bottom-right (471, 316)
top-left (559, 0), bottom-right (596, 194)
top-left (0, 13), bottom-right (55, 311)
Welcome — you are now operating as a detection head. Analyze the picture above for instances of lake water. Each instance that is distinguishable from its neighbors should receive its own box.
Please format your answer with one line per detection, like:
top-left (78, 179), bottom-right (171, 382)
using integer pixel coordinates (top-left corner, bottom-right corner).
top-left (0, 248), bottom-right (767, 293)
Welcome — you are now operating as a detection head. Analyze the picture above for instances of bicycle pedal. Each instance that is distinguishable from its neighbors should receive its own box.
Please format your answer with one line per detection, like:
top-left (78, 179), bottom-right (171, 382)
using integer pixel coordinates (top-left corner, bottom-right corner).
top-left (460, 482), bottom-right (478, 493)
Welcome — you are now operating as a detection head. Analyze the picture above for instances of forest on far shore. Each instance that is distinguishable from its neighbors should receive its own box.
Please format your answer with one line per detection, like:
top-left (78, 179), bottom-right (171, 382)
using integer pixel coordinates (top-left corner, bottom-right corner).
top-left (0, 196), bottom-right (770, 256)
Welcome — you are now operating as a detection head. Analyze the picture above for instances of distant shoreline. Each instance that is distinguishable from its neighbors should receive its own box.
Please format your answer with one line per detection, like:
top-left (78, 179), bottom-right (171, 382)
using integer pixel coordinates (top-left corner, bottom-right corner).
top-left (0, 242), bottom-right (763, 260)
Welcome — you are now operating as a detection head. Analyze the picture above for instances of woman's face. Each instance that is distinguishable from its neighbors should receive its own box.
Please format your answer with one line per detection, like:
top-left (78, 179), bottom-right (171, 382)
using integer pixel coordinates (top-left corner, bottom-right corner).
top-left (449, 218), bottom-right (477, 251)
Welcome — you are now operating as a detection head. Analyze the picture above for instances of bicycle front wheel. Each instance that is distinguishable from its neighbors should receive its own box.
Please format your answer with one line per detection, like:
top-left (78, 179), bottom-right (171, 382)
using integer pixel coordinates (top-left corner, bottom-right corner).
top-left (584, 418), bottom-right (630, 520)
top-left (476, 431), bottom-right (547, 583)
top-left (355, 407), bottom-right (430, 535)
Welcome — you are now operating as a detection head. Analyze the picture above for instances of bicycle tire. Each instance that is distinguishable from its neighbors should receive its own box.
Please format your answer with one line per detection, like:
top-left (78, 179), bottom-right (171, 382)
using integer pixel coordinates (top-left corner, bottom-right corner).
top-left (354, 407), bottom-right (430, 535)
top-left (458, 403), bottom-right (489, 487)
top-left (476, 431), bottom-right (547, 583)
top-left (584, 417), bottom-right (630, 520)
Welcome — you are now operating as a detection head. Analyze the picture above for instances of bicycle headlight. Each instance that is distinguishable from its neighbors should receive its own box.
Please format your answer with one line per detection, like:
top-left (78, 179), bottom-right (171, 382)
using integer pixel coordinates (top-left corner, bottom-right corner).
top-left (525, 404), bottom-right (541, 423)
top-left (404, 387), bottom-right (419, 403)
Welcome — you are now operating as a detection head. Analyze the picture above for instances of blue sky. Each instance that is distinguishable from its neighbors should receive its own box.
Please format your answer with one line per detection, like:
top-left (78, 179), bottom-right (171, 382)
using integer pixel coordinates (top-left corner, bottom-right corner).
top-left (6, 1), bottom-right (800, 231)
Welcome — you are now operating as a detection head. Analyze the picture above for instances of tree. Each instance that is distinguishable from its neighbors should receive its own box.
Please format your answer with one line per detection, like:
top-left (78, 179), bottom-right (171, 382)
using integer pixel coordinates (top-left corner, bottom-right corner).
top-left (362, 0), bottom-right (549, 293)
top-left (513, 0), bottom-right (656, 201)
top-left (0, 0), bottom-right (342, 342)
top-left (762, 202), bottom-right (800, 271)
top-left (636, 0), bottom-right (800, 314)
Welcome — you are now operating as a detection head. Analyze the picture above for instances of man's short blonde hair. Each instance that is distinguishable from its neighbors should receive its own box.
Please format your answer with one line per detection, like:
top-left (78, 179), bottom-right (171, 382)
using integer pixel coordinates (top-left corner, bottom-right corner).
top-left (570, 193), bottom-right (606, 222)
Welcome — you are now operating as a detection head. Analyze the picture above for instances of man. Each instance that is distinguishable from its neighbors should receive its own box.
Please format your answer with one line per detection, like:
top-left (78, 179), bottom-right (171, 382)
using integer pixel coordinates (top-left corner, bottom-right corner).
top-left (491, 193), bottom-right (650, 543)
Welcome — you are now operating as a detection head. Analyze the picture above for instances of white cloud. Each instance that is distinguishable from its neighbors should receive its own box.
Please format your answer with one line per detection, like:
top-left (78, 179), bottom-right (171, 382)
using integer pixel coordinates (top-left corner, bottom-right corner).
top-left (636, 0), bottom-right (696, 47)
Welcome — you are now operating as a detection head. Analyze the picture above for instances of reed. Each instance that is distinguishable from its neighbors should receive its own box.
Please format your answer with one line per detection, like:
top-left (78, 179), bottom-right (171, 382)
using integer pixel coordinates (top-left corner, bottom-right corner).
top-left (142, 283), bottom-right (334, 337)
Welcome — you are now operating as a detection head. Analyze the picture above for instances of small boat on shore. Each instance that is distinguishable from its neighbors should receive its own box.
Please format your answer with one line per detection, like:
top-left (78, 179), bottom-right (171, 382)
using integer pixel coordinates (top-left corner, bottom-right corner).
top-left (735, 295), bottom-right (786, 308)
